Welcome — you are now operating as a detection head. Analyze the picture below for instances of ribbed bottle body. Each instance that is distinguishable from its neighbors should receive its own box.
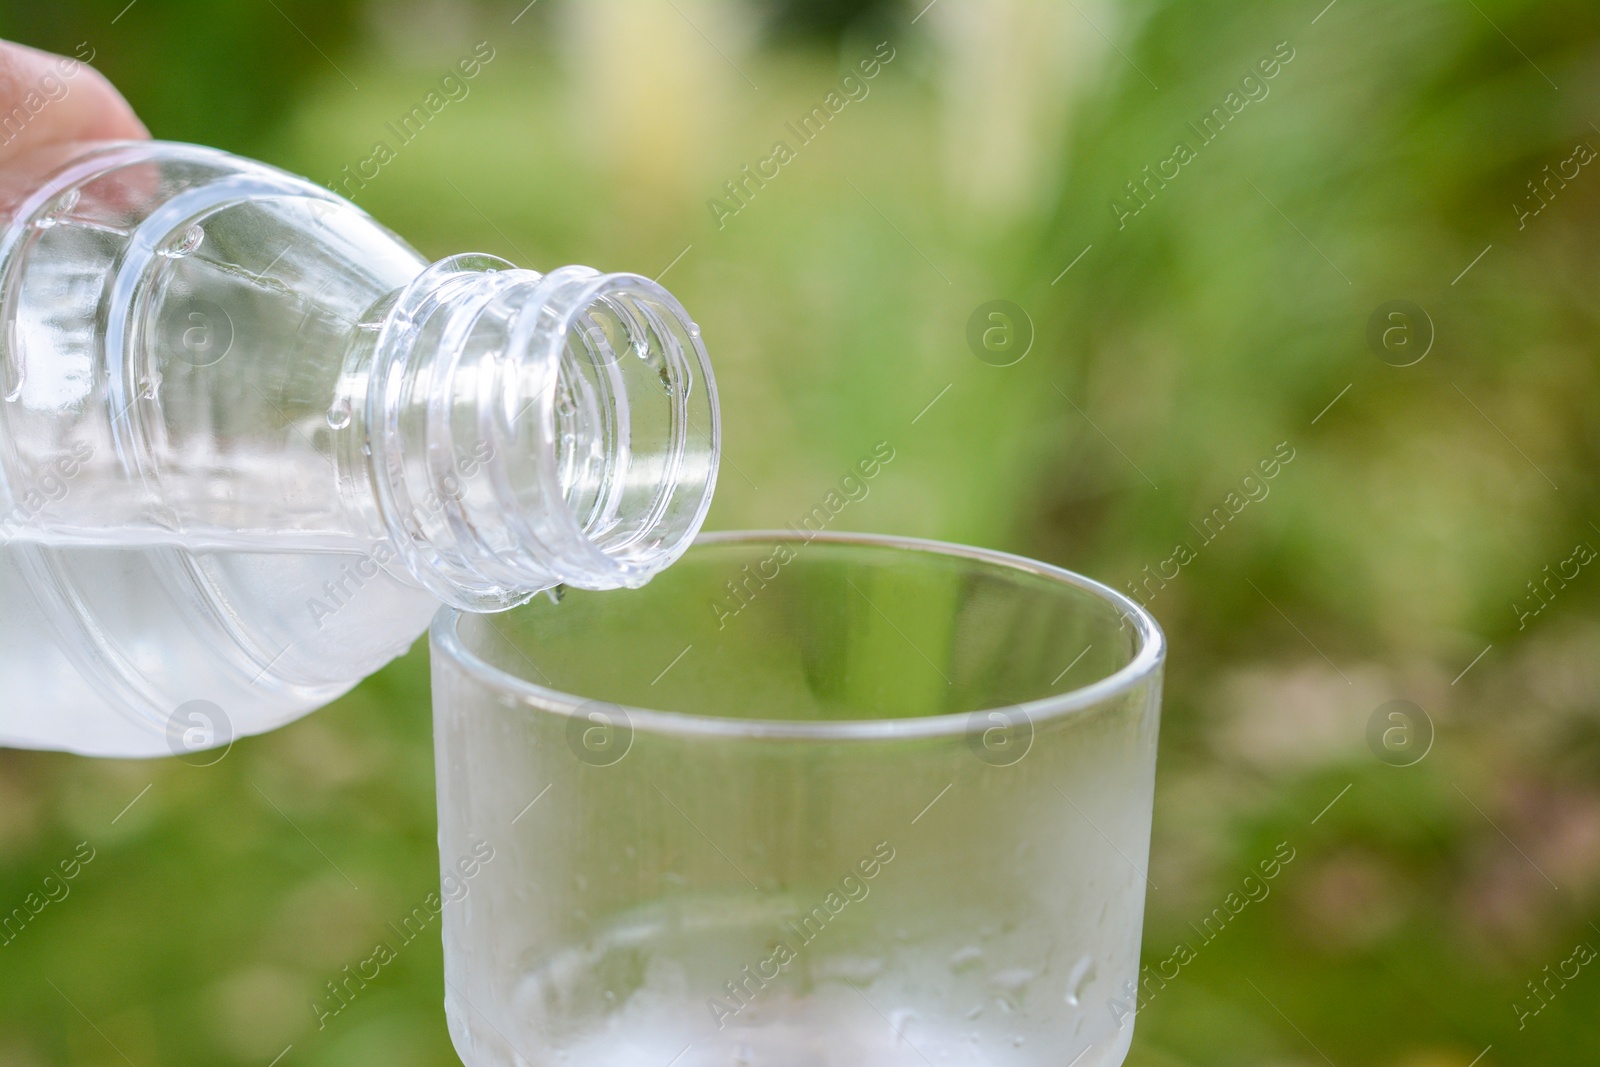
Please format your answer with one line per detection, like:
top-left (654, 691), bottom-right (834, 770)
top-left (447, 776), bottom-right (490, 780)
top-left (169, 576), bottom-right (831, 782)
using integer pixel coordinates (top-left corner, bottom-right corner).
top-left (0, 142), bottom-right (441, 754)
top-left (0, 140), bottom-right (719, 757)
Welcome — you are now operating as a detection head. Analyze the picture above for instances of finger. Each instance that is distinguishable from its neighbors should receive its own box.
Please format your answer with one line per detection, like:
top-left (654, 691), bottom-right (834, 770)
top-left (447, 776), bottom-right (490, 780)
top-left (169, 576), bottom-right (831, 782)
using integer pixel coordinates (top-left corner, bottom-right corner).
top-left (0, 40), bottom-right (147, 166)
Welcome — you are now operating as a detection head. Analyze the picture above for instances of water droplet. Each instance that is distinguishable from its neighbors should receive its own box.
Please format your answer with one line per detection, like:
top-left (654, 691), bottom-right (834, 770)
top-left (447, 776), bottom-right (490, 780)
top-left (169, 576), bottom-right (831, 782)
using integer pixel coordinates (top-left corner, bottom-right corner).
top-left (1064, 954), bottom-right (1094, 1007)
top-left (949, 945), bottom-right (983, 971)
top-left (326, 397), bottom-right (352, 429)
top-left (991, 966), bottom-right (1034, 1013)
top-left (990, 967), bottom-right (1034, 993)
top-left (1011, 1035), bottom-right (1026, 1047)
top-left (687, 322), bottom-right (701, 339)
top-left (35, 188), bottom-right (79, 228)
top-left (159, 225), bottom-right (205, 258)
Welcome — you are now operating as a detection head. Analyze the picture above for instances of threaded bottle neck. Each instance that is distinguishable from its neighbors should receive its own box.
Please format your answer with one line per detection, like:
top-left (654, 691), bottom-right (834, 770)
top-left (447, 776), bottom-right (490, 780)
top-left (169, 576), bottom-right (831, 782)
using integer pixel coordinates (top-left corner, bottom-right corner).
top-left (351, 254), bottom-right (719, 611)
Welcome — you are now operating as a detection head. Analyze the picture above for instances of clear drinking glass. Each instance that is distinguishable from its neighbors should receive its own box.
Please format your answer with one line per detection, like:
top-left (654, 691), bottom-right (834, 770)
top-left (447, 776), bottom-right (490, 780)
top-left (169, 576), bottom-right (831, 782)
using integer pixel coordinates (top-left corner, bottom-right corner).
top-left (430, 531), bottom-right (1165, 1067)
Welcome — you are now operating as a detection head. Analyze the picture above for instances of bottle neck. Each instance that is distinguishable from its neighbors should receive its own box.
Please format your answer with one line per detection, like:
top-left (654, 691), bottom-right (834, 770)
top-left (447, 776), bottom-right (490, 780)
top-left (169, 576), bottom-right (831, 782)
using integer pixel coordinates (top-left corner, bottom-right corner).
top-left (342, 254), bottom-right (719, 611)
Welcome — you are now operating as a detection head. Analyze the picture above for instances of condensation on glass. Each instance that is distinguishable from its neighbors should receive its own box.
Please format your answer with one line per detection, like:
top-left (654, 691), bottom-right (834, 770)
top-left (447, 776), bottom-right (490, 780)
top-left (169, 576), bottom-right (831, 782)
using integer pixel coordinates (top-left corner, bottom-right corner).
top-left (432, 532), bottom-right (1165, 1067)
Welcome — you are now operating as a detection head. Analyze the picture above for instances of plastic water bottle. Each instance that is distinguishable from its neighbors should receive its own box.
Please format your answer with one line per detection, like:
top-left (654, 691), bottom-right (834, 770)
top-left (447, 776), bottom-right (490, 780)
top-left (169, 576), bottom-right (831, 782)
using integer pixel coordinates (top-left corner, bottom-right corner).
top-left (0, 140), bottom-right (718, 757)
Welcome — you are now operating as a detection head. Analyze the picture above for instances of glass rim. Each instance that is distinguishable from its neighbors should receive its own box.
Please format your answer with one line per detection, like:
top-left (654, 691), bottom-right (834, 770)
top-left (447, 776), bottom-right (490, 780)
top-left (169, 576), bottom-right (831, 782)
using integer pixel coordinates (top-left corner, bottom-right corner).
top-left (430, 529), bottom-right (1166, 742)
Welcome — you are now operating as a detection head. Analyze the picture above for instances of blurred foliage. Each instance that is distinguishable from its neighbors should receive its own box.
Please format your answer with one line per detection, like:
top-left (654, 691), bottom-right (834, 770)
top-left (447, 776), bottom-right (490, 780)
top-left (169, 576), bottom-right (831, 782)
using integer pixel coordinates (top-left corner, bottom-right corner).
top-left (0, 0), bottom-right (364, 149)
top-left (1, 0), bottom-right (1599, 1065)
top-left (761, 0), bottom-right (900, 43)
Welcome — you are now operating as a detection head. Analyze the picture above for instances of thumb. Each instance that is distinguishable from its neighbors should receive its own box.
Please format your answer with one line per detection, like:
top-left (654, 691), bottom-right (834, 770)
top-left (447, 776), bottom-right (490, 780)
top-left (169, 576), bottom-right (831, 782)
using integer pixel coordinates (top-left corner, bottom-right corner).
top-left (0, 40), bottom-right (148, 165)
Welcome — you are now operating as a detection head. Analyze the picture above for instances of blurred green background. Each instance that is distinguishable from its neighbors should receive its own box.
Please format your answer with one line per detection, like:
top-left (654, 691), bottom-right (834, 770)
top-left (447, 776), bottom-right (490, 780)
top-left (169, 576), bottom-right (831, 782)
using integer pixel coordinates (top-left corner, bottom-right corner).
top-left (2, 0), bottom-right (1599, 1064)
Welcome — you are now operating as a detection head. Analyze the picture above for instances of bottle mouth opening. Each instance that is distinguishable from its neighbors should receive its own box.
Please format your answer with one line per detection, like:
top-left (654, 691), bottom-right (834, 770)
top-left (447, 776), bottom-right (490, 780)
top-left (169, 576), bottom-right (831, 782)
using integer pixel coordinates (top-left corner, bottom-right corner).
top-left (363, 256), bottom-right (719, 610)
top-left (522, 270), bottom-right (720, 588)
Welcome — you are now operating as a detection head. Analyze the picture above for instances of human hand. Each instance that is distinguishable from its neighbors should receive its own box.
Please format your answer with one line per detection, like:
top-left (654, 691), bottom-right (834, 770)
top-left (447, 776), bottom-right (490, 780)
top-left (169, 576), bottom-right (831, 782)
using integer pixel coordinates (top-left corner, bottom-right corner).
top-left (0, 39), bottom-right (146, 166)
